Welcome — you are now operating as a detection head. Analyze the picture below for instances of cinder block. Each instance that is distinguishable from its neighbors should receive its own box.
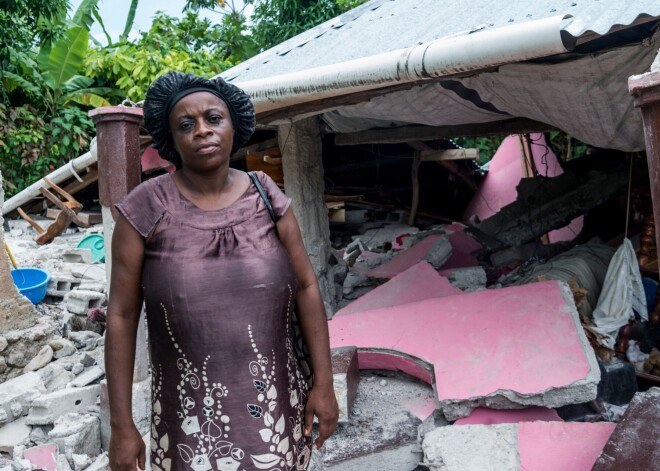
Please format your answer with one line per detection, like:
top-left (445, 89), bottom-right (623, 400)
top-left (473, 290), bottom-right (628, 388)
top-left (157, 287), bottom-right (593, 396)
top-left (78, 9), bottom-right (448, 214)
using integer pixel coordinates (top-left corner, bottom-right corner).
top-left (331, 347), bottom-right (360, 423)
top-left (64, 290), bottom-right (106, 315)
top-left (46, 275), bottom-right (81, 300)
top-left (49, 413), bottom-right (101, 467)
top-left (69, 366), bottom-right (104, 388)
top-left (26, 385), bottom-right (100, 425)
top-left (0, 371), bottom-right (47, 424)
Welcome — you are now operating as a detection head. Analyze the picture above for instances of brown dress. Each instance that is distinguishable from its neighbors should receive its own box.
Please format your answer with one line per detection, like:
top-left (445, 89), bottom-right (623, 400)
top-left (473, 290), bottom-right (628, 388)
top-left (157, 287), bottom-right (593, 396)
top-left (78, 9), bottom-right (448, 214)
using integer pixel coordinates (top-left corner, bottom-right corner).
top-left (116, 171), bottom-right (312, 471)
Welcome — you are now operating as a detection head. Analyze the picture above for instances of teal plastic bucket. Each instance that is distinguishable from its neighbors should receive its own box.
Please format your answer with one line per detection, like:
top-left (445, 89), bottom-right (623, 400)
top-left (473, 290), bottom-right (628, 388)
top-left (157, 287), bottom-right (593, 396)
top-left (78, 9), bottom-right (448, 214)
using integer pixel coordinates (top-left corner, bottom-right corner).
top-left (76, 234), bottom-right (105, 263)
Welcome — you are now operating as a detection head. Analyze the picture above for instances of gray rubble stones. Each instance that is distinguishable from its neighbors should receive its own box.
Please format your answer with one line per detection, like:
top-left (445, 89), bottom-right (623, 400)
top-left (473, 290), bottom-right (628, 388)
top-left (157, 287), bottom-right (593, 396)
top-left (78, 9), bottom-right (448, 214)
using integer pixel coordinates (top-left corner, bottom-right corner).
top-left (443, 266), bottom-right (487, 291)
top-left (61, 249), bottom-right (93, 264)
top-left (422, 423), bottom-right (520, 471)
top-left (0, 371), bottom-right (46, 424)
top-left (40, 363), bottom-right (75, 392)
top-left (69, 366), bottom-right (104, 388)
top-left (49, 413), bottom-right (101, 466)
top-left (26, 384), bottom-right (101, 425)
top-left (50, 338), bottom-right (77, 359)
top-left (23, 345), bottom-right (53, 373)
top-left (63, 290), bottom-right (106, 316)
top-left (0, 418), bottom-right (31, 454)
top-left (68, 331), bottom-right (101, 350)
top-left (422, 235), bottom-right (452, 269)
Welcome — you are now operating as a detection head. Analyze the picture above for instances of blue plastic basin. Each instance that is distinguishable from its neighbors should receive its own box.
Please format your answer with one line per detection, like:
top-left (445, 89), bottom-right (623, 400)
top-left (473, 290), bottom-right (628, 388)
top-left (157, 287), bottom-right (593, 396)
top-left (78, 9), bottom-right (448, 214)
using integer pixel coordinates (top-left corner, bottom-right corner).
top-left (11, 267), bottom-right (50, 304)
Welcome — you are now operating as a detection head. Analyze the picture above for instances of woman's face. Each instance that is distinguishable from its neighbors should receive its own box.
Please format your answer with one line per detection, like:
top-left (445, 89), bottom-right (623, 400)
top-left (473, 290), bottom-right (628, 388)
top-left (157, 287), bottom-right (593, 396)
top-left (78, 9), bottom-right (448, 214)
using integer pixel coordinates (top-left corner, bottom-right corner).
top-left (168, 91), bottom-right (235, 172)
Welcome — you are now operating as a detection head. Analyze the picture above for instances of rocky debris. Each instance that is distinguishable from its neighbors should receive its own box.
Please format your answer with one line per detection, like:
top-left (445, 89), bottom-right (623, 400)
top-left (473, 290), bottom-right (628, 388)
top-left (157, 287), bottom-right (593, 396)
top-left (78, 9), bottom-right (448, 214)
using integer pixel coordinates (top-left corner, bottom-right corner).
top-left (49, 413), bottom-right (101, 467)
top-left (63, 290), bottom-right (106, 316)
top-left (26, 385), bottom-right (100, 426)
top-left (439, 266), bottom-right (487, 291)
top-left (0, 372), bottom-right (47, 425)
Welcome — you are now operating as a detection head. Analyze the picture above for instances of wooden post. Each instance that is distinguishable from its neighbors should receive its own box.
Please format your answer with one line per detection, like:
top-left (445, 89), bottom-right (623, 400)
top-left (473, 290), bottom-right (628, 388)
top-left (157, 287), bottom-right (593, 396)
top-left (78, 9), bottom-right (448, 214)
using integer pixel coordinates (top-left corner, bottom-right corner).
top-left (408, 151), bottom-right (422, 226)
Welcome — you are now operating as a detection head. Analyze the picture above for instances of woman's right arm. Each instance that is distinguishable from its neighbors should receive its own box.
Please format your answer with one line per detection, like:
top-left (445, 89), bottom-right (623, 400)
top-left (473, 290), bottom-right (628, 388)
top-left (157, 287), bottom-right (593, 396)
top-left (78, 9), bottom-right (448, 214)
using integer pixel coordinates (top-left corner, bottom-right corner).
top-left (105, 214), bottom-right (147, 471)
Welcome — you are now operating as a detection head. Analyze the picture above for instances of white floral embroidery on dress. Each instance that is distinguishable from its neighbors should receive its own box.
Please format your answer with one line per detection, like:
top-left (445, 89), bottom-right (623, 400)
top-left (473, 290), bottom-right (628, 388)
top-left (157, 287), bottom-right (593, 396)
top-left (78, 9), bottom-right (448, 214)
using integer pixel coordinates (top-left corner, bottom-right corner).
top-left (155, 304), bottom-right (245, 471)
top-left (245, 285), bottom-right (312, 471)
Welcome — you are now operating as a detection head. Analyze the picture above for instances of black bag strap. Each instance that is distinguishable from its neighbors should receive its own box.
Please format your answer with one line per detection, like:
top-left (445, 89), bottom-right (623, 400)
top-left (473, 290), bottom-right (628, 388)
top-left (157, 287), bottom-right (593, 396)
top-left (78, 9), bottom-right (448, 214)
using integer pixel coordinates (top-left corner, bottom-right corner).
top-left (248, 171), bottom-right (277, 224)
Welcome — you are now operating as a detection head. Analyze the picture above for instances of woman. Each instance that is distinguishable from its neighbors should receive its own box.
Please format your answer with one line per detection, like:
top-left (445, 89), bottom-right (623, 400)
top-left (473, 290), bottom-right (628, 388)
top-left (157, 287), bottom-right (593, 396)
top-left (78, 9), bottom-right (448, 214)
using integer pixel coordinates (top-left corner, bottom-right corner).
top-left (105, 71), bottom-right (338, 471)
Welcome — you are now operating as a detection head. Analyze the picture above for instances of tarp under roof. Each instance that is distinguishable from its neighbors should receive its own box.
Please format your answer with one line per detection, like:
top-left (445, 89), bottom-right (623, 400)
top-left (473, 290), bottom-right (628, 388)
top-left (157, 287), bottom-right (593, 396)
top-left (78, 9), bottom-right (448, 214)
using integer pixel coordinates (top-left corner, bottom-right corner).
top-left (220, 0), bottom-right (660, 152)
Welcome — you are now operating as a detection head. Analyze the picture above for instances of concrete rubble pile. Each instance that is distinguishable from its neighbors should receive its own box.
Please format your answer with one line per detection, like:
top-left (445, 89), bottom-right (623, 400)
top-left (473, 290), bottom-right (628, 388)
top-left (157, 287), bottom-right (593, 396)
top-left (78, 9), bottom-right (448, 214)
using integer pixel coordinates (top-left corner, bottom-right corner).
top-left (1, 162), bottom-right (656, 471)
top-left (324, 205), bottom-right (653, 470)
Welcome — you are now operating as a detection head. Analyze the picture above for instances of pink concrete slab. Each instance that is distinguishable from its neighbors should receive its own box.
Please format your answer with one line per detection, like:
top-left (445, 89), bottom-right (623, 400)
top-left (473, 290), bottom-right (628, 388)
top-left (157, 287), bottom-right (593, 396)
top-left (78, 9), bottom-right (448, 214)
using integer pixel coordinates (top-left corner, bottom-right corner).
top-left (358, 350), bottom-right (434, 384)
top-left (337, 261), bottom-right (461, 317)
top-left (439, 231), bottom-right (481, 270)
top-left (401, 395), bottom-right (437, 421)
top-left (463, 134), bottom-right (583, 243)
top-left (518, 422), bottom-right (615, 471)
top-left (23, 443), bottom-right (57, 471)
top-left (454, 407), bottom-right (562, 425)
top-left (329, 280), bottom-right (591, 403)
top-left (368, 234), bottom-right (443, 279)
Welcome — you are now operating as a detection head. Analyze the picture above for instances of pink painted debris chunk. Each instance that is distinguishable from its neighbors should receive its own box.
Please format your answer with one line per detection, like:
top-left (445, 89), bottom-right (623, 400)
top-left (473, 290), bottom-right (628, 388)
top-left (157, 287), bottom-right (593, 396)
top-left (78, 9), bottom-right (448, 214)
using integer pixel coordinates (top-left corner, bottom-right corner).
top-left (440, 230), bottom-right (481, 270)
top-left (368, 234), bottom-right (443, 279)
top-left (337, 261), bottom-right (461, 317)
top-left (329, 280), bottom-right (591, 404)
top-left (23, 443), bottom-right (57, 471)
top-left (518, 422), bottom-right (615, 471)
top-left (454, 407), bottom-right (562, 425)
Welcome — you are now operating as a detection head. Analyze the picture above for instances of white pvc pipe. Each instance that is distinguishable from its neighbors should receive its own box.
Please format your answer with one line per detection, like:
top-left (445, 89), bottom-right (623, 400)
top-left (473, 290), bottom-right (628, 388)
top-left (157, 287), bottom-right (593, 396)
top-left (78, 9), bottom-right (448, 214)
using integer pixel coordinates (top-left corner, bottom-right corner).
top-left (3, 140), bottom-right (98, 215)
top-left (238, 15), bottom-right (573, 115)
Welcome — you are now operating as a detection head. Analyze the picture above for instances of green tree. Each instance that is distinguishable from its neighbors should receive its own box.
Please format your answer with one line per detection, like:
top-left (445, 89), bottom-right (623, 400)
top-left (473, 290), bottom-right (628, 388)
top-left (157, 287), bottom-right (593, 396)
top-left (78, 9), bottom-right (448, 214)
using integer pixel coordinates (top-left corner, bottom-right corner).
top-left (84, 11), bottom-right (236, 102)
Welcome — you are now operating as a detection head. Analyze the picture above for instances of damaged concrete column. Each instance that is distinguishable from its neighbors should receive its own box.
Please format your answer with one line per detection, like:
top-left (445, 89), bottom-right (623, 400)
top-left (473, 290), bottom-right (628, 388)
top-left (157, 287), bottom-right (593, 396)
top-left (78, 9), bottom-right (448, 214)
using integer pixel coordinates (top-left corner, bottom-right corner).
top-left (0, 171), bottom-right (39, 332)
top-left (279, 117), bottom-right (339, 316)
top-left (88, 108), bottom-right (148, 381)
top-left (630, 54), bottom-right (660, 269)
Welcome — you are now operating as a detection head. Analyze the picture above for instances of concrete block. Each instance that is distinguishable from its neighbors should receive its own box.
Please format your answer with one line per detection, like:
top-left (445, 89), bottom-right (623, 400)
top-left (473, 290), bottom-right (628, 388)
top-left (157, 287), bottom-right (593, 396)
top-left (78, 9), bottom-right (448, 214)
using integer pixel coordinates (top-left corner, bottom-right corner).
top-left (46, 275), bottom-right (81, 300)
top-left (70, 265), bottom-right (106, 282)
top-left (49, 413), bottom-right (101, 466)
top-left (337, 261), bottom-right (461, 317)
top-left (593, 388), bottom-right (660, 470)
top-left (422, 421), bottom-right (615, 471)
top-left (27, 384), bottom-right (100, 425)
top-left (56, 453), bottom-right (74, 471)
top-left (368, 234), bottom-right (451, 279)
top-left (0, 371), bottom-right (47, 423)
top-left (69, 365), bottom-right (104, 387)
top-left (39, 363), bottom-right (75, 392)
top-left (23, 443), bottom-right (57, 471)
top-left (61, 249), bottom-right (93, 264)
top-left (64, 290), bottom-right (106, 316)
top-left (329, 280), bottom-right (600, 420)
top-left (331, 347), bottom-right (360, 423)
top-left (0, 417), bottom-right (31, 454)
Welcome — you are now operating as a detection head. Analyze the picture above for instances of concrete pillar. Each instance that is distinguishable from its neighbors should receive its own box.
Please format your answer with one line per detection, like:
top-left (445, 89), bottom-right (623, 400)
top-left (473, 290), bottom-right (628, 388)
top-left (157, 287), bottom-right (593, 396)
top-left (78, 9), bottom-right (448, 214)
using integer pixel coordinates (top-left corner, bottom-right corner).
top-left (88, 107), bottom-right (149, 383)
top-left (279, 117), bottom-right (339, 316)
top-left (629, 53), bottom-right (660, 325)
top-left (0, 171), bottom-right (39, 332)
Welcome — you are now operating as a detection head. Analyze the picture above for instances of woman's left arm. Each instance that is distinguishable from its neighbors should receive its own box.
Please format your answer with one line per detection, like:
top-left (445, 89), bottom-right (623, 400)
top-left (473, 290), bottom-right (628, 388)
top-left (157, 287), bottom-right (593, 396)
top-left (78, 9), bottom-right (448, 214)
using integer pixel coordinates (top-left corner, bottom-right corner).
top-left (277, 208), bottom-right (339, 448)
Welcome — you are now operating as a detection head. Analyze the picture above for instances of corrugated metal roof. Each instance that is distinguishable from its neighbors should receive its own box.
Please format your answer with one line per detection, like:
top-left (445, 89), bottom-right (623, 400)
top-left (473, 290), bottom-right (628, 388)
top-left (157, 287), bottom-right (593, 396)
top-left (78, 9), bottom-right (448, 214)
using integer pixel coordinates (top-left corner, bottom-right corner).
top-left (222, 0), bottom-right (660, 83)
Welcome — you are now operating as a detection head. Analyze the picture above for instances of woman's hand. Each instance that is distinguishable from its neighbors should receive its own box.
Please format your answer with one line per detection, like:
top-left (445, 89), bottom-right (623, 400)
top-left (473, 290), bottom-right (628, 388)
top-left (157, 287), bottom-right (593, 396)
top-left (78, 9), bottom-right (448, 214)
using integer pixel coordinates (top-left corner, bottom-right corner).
top-left (304, 382), bottom-right (339, 448)
top-left (108, 424), bottom-right (146, 471)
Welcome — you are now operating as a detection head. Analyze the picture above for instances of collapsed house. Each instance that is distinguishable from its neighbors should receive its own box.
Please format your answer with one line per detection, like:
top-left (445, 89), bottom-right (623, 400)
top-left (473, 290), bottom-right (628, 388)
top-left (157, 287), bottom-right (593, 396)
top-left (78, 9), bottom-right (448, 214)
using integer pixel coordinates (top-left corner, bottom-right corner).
top-left (3, 0), bottom-right (660, 469)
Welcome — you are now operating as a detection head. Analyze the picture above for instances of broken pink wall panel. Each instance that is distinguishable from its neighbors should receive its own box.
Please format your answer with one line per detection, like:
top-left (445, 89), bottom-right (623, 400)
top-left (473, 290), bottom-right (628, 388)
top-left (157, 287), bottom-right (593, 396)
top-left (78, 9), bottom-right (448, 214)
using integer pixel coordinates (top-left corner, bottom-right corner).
top-left (518, 422), bottom-right (615, 471)
top-left (454, 407), bottom-right (562, 425)
top-left (440, 231), bottom-right (481, 270)
top-left (329, 280), bottom-right (599, 419)
top-left (337, 261), bottom-right (461, 317)
top-left (141, 146), bottom-right (175, 174)
top-left (23, 444), bottom-right (57, 471)
top-left (368, 234), bottom-right (443, 279)
top-left (463, 133), bottom-right (583, 243)
top-left (357, 350), bottom-right (434, 384)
